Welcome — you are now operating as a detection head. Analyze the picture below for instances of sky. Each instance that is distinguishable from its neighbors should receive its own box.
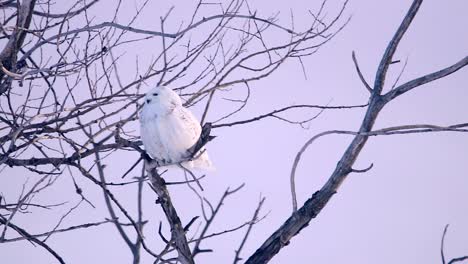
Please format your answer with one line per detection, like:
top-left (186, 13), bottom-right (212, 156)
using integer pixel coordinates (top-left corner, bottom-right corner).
top-left (1, 0), bottom-right (468, 263)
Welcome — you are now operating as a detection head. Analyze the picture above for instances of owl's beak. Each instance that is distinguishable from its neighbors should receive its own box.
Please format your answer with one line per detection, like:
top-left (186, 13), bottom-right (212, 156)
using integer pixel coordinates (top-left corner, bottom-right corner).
top-left (146, 99), bottom-right (151, 103)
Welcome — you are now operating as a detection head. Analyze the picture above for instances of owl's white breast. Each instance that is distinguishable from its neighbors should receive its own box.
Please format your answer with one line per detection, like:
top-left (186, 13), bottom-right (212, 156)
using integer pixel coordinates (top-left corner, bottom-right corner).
top-left (139, 104), bottom-right (202, 164)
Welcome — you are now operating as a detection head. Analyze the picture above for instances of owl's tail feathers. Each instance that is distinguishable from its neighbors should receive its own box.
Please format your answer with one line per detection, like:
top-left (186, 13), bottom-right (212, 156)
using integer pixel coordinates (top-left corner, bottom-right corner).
top-left (186, 150), bottom-right (215, 171)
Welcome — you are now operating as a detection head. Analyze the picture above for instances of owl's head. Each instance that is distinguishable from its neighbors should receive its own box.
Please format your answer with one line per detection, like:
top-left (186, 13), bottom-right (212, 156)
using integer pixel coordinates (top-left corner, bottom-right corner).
top-left (144, 86), bottom-right (182, 108)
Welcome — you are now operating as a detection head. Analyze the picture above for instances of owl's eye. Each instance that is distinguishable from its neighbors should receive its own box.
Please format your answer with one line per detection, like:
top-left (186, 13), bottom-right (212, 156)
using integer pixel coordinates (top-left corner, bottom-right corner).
top-left (152, 93), bottom-right (158, 96)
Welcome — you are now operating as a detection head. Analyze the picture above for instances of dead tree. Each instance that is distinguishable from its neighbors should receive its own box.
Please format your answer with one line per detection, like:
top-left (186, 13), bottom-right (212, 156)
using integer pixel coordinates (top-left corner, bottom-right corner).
top-left (246, 0), bottom-right (468, 263)
top-left (0, 0), bottom-right (466, 263)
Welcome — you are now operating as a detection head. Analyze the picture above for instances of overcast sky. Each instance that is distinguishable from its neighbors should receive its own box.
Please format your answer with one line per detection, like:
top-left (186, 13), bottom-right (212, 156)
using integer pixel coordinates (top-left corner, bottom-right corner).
top-left (1, 0), bottom-right (468, 263)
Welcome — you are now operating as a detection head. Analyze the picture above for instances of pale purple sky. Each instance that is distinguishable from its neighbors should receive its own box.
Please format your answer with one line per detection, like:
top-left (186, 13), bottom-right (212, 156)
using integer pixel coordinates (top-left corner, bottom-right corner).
top-left (1, 0), bottom-right (468, 263)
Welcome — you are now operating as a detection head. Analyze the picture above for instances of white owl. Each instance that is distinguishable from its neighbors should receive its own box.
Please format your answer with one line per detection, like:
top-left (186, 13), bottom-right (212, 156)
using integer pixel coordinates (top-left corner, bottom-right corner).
top-left (139, 86), bottom-right (213, 170)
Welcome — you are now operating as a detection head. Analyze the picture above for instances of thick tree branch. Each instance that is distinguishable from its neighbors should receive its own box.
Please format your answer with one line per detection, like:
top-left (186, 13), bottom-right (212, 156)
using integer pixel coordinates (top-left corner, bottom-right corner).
top-left (148, 168), bottom-right (194, 264)
top-left (0, 0), bottom-right (36, 93)
top-left (449, 257), bottom-right (468, 264)
top-left (351, 51), bottom-right (372, 93)
top-left (245, 1), bottom-right (467, 262)
top-left (373, 0), bottom-right (422, 94)
top-left (0, 0), bottom-right (36, 58)
top-left (246, 86), bottom-right (387, 264)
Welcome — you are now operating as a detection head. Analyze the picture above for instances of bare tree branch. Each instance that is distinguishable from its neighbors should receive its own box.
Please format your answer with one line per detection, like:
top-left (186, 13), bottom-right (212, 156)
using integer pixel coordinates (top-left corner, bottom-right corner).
top-left (1, 219), bottom-right (128, 243)
top-left (246, 1), bottom-right (468, 262)
top-left (2, 0), bottom-right (465, 263)
top-left (441, 224), bottom-right (468, 264)
top-left (0, 215), bottom-right (65, 264)
top-left (351, 50), bottom-right (372, 93)
top-left (384, 56), bottom-right (468, 101)
top-left (442, 224), bottom-right (449, 264)
top-left (373, 0), bottom-right (422, 94)
top-left (148, 168), bottom-right (194, 264)
top-left (0, 0), bottom-right (36, 94)
top-left (233, 196), bottom-right (265, 264)
top-left (2, 0), bottom-right (99, 18)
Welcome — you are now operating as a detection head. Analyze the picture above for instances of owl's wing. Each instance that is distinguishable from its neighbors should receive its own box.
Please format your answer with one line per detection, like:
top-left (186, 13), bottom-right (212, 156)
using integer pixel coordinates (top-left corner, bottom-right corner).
top-left (174, 107), bottom-right (214, 170)
top-left (174, 106), bottom-right (202, 146)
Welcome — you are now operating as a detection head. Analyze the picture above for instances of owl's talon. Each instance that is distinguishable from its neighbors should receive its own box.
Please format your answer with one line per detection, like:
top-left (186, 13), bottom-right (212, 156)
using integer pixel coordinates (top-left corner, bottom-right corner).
top-left (145, 159), bottom-right (159, 171)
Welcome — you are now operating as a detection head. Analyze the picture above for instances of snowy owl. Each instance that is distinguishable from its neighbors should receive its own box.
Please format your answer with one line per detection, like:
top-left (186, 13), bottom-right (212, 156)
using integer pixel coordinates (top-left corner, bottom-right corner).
top-left (139, 86), bottom-right (213, 170)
